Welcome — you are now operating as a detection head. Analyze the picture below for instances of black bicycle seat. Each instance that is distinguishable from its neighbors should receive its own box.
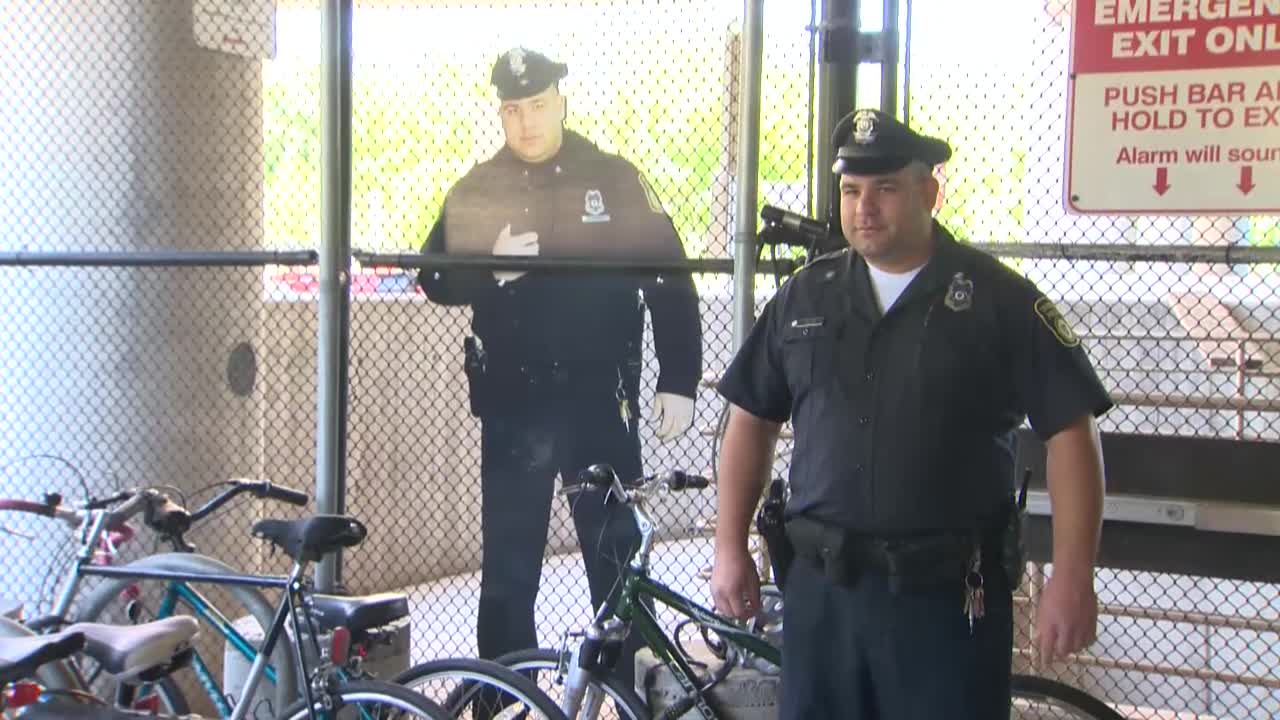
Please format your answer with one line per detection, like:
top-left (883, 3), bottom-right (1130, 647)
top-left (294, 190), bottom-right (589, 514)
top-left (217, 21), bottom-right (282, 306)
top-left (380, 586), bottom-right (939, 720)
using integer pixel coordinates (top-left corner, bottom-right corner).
top-left (0, 631), bottom-right (84, 685)
top-left (252, 514), bottom-right (368, 562)
top-left (309, 592), bottom-right (409, 636)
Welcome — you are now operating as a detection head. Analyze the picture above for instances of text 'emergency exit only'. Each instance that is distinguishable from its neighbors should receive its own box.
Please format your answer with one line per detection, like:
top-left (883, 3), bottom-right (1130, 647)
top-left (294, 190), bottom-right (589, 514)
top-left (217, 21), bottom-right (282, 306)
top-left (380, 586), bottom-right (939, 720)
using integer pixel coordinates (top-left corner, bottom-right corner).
top-left (1066, 0), bottom-right (1280, 213)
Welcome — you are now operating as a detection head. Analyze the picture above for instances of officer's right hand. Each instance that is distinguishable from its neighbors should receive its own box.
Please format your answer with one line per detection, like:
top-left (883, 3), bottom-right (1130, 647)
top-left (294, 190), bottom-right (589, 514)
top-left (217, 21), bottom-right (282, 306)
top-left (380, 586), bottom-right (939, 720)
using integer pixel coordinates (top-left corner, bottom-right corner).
top-left (710, 546), bottom-right (761, 621)
top-left (492, 223), bottom-right (540, 284)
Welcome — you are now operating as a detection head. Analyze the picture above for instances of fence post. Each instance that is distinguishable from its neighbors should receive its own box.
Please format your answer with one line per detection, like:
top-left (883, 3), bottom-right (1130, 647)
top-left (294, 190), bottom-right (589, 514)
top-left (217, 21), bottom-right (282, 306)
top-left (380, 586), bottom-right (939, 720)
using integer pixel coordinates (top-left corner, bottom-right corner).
top-left (732, 0), bottom-right (766, 350)
top-left (316, 0), bottom-right (354, 593)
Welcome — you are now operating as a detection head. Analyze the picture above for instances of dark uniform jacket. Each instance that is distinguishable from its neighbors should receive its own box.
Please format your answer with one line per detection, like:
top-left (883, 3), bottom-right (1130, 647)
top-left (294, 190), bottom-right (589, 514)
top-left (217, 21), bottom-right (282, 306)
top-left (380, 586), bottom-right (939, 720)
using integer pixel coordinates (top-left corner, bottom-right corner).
top-left (718, 222), bottom-right (1112, 534)
top-left (418, 131), bottom-right (702, 411)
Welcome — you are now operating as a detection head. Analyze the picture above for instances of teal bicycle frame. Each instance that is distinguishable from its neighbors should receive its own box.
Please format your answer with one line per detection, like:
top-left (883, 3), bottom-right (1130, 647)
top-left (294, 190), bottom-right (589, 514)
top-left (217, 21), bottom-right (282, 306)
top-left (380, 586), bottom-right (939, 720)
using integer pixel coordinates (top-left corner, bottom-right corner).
top-left (154, 582), bottom-right (280, 717)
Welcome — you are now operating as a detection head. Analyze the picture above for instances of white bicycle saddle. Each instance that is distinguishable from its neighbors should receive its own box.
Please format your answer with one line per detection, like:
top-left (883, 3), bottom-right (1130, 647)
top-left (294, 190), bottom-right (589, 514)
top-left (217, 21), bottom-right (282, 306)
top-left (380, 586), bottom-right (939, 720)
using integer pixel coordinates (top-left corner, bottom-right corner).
top-left (63, 616), bottom-right (199, 681)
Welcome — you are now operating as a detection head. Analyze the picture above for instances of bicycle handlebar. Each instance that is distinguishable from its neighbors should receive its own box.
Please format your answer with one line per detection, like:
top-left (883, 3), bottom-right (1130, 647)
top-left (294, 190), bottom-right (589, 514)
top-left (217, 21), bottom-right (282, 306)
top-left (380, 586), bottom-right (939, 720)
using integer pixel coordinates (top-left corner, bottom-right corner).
top-left (576, 464), bottom-right (710, 497)
top-left (188, 479), bottom-right (309, 524)
top-left (0, 479), bottom-right (309, 548)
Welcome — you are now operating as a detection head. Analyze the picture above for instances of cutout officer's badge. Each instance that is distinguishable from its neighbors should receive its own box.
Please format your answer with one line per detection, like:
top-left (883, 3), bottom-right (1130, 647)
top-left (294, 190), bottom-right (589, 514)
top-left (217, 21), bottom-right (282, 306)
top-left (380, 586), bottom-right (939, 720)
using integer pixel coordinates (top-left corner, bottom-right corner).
top-left (852, 110), bottom-right (878, 145)
top-left (508, 48), bottom-right (527, 79)
top-left (1034, 297), bottom-right (1080, 347)
top-left (637, 172), bottom-right (665, 214)
top-left (582, 189), bottom-right (611, 223)
top-left (944, 272), bottom-right (973, 311)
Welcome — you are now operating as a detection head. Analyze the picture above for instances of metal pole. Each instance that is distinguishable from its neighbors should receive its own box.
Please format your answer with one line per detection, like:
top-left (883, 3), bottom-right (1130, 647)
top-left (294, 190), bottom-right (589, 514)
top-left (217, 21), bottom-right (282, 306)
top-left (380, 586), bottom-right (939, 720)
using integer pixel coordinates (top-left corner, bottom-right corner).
top-left (315, 0), bottom-right (353, 592)
top-left (814, 0), bottom-right (858, 228)
top-left (880, 0), bottom-right (900, 114)
top-left (732, 0), bottom-right (766, 349)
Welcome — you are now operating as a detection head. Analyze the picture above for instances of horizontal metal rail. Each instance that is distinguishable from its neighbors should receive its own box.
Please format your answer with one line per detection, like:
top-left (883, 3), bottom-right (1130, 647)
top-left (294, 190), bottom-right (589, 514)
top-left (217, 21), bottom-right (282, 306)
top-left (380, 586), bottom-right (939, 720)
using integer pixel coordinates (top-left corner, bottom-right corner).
top-left (700, 373), bottom-right (1280, 414)
top-left (2, 242), bottom-right (1275, 269)
top-left (1110, 390), bottom-right (1280, 413)
top-left (972, 242), bottom-right (1280, 265)
top-left (353, 250), bottom-right (798, 276)
top-left (0, 250), bottom-right (319, 267)
top-left (1013, 646), bottom-right (1280, 692)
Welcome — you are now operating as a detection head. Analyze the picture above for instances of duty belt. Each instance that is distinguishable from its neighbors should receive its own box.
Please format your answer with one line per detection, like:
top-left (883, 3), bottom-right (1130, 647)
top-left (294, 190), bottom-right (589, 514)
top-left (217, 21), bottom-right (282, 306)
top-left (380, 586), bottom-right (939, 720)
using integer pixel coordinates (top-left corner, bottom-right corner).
top-left (785, 516), bottom-right (986, 592)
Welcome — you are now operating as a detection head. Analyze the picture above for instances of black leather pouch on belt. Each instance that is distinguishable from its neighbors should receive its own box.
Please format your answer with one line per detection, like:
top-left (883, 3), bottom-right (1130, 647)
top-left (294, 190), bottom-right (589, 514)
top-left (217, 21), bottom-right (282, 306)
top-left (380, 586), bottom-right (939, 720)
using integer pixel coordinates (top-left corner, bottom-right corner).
top-left (785, 516), bottom-right (850, 585)
top-left (881, 534), bottom-right (973, 594)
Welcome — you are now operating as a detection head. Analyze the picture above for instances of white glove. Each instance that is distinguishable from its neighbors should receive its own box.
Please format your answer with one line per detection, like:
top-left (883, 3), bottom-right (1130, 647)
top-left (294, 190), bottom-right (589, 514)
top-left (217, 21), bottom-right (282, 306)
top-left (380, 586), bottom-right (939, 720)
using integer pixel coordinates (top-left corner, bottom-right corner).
top-left (651, 392), bottom-right (695, 443)
top-left (492, 223), bottom-right (539, 284)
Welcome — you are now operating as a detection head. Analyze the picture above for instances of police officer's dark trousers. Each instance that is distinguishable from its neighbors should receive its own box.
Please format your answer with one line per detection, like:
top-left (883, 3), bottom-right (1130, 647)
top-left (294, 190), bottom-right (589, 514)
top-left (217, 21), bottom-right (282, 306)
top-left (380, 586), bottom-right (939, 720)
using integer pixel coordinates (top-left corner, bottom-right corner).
top-left (780, 542), bottom-right (1013, 719)
top-left (476, 387), bottom-right (647, 684)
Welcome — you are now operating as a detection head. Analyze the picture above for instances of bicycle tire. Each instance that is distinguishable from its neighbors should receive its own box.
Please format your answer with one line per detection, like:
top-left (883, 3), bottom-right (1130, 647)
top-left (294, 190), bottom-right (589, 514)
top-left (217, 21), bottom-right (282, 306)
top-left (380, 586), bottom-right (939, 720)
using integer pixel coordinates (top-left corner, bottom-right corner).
top-left (74, 552), bottom-right (300, 717)
top-left (276, 678), bottom-right (450, 719)
top-left (494, 648), bottom-right (649, 720)
top-left (392, 656), bottom-right (569, 720)
top-left (1011, 674), bottom-right (1125, 720)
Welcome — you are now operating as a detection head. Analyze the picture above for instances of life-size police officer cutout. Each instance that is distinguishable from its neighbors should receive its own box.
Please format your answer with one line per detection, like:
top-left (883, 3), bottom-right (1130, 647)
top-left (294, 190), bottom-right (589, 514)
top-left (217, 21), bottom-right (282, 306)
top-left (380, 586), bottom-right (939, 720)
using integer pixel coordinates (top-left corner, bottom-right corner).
top-left (710, 109), bottom-right (1112, 719)
top-left (417, 48), bottom-right (702, 682)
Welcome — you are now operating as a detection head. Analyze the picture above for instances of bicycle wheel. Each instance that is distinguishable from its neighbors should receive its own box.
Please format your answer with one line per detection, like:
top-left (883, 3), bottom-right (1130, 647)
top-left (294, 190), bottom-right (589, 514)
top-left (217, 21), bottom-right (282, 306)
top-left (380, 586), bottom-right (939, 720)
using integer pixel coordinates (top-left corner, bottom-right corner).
top-left (276, 678), bottom-right (450, 719)
top-left (1011, 674), bottom-right (1125, 720)
top-left (493, 648), bottom-right (649, 720)
top-left (393, 656), bottom-right (568, 720)
top-left (74, 552), bottom-right (300, 717)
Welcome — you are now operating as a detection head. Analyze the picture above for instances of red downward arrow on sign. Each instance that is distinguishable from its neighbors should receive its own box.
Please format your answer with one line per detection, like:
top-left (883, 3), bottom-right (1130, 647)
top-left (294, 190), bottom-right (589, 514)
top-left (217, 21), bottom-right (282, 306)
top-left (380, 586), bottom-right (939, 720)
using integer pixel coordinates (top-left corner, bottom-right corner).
top-left (1153, 167), bottom-right (1171, 196)
top-left (1237, 166), bottom-right (1255, 195)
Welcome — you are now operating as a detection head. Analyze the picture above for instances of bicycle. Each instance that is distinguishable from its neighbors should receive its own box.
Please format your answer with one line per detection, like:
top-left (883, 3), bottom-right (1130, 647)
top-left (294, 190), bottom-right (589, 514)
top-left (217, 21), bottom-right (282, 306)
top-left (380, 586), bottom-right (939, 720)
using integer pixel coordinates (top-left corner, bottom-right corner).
top-left (0, 528), bottom-right (453, 720)
top-left (1, 483), bottom-right (568, 720)
top-left (0, 480), bottom-right (309, 715)
top-left (486, 464), bottom-right (1127, 720)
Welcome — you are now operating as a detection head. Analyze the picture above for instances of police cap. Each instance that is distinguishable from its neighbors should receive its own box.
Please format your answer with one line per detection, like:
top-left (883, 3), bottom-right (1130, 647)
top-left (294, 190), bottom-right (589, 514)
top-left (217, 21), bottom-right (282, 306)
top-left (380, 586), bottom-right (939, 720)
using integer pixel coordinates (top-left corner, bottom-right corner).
top-left (830, 109), bottom-right (952, 175)
top-left (490, 47), bottom-right (568, 101)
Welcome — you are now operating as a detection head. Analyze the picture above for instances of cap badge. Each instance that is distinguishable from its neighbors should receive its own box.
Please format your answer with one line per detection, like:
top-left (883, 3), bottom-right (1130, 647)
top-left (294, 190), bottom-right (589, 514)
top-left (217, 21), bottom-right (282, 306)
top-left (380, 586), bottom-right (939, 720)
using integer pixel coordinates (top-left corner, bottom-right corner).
top-left (507, 48), bottom-right (527, 79)
top-left (852, 110), bottom-right (878, 145)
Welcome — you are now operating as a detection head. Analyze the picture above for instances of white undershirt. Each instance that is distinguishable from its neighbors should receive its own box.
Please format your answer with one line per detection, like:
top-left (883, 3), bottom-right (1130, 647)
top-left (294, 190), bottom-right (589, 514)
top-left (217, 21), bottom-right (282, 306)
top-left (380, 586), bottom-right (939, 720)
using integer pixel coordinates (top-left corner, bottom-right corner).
top-left (866, 262), bottom-right (926, 314)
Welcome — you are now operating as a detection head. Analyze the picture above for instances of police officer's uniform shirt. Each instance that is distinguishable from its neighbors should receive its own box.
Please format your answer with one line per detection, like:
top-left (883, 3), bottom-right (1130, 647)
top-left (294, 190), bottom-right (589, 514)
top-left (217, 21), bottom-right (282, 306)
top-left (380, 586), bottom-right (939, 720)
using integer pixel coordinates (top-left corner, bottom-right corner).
top-left (419, 131), bottom-right (702, 402)
top-left (717, 222), bottom-right (1113, 533)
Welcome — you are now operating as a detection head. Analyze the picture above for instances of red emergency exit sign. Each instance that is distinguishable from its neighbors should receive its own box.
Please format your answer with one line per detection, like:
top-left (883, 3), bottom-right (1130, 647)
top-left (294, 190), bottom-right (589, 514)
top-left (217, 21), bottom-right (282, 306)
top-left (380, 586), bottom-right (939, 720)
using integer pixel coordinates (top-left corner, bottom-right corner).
top-left (1065, 0), bottom-right (1280, 214)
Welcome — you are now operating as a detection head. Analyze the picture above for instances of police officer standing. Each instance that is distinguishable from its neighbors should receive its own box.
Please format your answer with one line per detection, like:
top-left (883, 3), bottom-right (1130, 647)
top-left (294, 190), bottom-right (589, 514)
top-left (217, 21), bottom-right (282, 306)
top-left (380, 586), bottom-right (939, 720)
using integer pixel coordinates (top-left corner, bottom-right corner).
top-left (417, 48), bottom-right (702, 678)
top-left (710, 109), bottom-right (1112, 718)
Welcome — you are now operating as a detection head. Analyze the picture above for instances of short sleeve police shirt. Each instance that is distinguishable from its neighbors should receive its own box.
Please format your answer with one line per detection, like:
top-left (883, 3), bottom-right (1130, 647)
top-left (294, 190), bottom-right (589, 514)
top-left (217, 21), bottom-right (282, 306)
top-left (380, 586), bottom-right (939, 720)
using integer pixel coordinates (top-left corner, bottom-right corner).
top-left (717, 224), bottom-right (1113, 533)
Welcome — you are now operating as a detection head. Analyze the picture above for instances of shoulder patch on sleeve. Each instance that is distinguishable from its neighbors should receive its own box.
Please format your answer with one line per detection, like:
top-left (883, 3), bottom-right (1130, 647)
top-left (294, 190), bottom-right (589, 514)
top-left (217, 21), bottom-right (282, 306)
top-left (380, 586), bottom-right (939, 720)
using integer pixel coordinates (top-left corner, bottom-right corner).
top-left (637, 171), bottom-right (665, 214)
top-left (1034, 297), bottom-right (1080, 348)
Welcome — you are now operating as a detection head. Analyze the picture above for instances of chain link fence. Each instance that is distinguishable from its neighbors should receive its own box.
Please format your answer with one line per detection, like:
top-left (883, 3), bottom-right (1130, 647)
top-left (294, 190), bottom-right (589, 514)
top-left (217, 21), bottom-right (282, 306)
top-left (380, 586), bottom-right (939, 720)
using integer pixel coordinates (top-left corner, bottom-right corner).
top-left (0, 1), bottom-right (1277, 719)
top-left (904, 2), bottom-right (1280, 719)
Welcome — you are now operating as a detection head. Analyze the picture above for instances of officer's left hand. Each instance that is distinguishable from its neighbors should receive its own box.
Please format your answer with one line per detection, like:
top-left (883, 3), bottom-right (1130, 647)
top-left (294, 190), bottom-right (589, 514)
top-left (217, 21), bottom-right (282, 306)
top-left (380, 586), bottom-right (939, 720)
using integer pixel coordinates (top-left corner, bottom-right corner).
top-left (1034, 568), bottom-right (1099, 664)
top-left (651, 392), bottom-right (695, 442)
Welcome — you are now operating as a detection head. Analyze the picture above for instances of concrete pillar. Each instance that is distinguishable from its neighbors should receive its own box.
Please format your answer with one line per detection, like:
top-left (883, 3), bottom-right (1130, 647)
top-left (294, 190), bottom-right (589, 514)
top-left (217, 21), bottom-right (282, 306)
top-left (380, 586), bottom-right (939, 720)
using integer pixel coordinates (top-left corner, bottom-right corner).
top-left (0, 4), bottom-right (266, 708)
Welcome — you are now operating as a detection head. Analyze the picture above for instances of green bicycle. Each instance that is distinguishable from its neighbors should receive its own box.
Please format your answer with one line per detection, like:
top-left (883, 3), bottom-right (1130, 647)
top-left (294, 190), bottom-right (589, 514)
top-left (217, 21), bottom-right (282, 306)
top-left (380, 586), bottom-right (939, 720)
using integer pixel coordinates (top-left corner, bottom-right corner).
top-left (484, 464), bottom-right (1126, 720)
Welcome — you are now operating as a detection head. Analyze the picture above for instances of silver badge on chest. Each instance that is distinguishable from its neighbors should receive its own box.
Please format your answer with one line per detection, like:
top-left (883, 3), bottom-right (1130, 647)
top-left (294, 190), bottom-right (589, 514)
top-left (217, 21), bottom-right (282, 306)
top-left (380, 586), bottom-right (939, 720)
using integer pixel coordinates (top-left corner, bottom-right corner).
top-left (582, 189), bottom-right (611, 223)
top-left (944, 272), bottom-right (973, 311)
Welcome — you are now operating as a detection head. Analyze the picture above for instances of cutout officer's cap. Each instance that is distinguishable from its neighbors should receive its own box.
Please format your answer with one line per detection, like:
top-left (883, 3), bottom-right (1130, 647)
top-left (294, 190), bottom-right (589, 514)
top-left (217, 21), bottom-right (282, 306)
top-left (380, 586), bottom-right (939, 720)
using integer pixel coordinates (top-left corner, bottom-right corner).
top-left (831, 109), bottom-right (952, 175)
top-left (490, 47), bottom-right (568, 101)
